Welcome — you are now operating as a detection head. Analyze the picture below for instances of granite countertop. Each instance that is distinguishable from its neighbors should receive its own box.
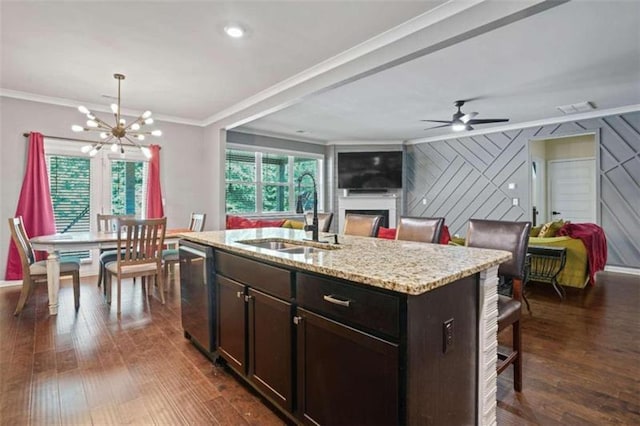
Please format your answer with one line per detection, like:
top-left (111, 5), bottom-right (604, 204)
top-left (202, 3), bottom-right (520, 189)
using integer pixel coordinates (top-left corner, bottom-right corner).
top-left (180, 228), bottom-right (511, 295)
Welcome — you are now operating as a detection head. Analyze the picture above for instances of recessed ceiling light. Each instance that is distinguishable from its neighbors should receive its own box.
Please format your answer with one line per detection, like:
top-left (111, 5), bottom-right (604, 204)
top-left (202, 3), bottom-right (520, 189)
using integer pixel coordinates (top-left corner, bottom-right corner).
top-left (224, 24), bottom-right (245, 38)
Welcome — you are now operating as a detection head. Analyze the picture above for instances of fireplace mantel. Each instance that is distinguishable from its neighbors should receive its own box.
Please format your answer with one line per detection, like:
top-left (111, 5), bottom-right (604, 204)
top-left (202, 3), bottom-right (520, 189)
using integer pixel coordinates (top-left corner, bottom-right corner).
top-left (338, 194), bottom-right (399, 233)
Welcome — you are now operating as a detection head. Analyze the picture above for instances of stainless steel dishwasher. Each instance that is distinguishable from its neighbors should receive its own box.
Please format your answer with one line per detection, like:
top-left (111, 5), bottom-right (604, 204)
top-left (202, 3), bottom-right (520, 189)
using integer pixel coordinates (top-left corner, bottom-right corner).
top-left (179, 240), bottom-right (216, 359)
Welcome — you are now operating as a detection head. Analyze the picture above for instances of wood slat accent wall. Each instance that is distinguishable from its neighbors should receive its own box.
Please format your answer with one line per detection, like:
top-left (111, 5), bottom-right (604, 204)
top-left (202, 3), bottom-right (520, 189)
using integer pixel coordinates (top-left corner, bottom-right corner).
top-left (406, 111), bottom-right (640, 268)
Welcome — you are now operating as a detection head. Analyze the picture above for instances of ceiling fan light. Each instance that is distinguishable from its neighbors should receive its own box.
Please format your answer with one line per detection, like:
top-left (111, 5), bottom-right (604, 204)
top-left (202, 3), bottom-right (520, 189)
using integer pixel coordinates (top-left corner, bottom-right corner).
top-left (224, 24), bottom-right (245, 38)
top-left (452, 123), bottom-right (466, 132)
top-left (71, 124), bottom-right (84, 132)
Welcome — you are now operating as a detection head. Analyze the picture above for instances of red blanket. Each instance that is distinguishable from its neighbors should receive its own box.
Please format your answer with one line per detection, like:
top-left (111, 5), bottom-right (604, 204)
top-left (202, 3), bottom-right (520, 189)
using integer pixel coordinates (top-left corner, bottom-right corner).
top-left (557, 223), bottom-right (607, 285)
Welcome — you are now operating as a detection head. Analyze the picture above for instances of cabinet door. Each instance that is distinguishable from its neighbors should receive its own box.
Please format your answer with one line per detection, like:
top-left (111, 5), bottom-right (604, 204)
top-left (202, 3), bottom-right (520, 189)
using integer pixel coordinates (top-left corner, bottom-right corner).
top-left (217, 275), bottom-right (246, 374)
top-left (296, 308), bottom-right (400, 425)
top-left (248, 288), bottom-right (293, 411)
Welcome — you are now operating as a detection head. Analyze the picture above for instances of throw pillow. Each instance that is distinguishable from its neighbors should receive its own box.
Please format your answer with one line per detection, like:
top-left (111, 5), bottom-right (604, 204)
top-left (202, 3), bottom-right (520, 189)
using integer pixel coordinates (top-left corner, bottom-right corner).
top-left (530, 225), bottom-right (542, 237)
top-left (282, 219), bottom-right (304, 229)
top-left (226, 215), bottom-right (252, 229)
top-left (256, 219), bottom-right (286, 228)
top-left (538, 220), bottom-right (564, 238)
top-left (377, 227), bottom-right (397, 239)
top-left (440, 225), bottom-right (451, 245)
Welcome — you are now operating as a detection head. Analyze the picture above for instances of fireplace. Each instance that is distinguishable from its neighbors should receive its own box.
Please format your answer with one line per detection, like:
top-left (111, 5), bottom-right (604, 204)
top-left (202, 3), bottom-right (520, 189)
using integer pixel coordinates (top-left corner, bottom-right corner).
top-left (338, 194), bottom-right (399, 233)
top-left (345, 209), bottom-right (389, 228)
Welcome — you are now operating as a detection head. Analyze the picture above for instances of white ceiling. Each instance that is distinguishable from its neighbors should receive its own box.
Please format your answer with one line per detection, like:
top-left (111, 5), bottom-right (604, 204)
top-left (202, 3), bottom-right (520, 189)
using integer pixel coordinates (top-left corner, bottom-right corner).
top-left (239, 0), bottom-right (640, 141)
top-left (1, 1), bottom-right (639, 142)
top-left (0, 1), bottom-right (443, 122)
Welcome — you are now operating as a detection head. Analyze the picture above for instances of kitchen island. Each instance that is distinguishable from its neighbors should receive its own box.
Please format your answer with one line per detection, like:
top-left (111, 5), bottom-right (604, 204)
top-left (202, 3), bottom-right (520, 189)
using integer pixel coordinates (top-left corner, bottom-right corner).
top-left (179, 227), bottom-right (510, 426)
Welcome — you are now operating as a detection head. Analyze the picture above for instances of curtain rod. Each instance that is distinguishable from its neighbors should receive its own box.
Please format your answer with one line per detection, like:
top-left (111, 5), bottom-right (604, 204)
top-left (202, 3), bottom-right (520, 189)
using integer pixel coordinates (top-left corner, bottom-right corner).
top-left (22, 132), bottom-right (159, 149)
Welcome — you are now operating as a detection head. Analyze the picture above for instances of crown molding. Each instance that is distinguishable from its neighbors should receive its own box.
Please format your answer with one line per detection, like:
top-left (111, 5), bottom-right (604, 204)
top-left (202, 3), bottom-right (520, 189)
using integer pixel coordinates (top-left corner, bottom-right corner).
top-left (0, 89), bottom-right (203, 127)
top-left (405, 104), bottom-right (640, 145)
top-left (231, 129), bottom-right (327, 145)
top-left (326, 140), bottom-right (404, 146)
top-left (203, 0), bottom-right (486, 127)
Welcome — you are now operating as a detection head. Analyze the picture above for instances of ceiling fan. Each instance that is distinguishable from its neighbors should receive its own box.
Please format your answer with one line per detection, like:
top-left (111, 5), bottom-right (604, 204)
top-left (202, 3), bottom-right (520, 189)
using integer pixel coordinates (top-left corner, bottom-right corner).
top-left (422, 100), bottom-right (509, 132)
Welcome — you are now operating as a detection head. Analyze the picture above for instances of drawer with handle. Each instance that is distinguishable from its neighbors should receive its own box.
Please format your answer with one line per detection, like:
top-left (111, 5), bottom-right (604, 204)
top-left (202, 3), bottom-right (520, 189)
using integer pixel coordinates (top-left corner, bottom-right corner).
top-left (296, 272), bottom-right (400, 339)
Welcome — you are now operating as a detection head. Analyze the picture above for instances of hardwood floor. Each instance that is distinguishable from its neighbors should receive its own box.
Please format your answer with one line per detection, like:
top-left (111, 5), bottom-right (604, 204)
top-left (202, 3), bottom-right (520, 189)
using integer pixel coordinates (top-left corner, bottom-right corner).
top-left (1, 271), bottom-right (638, 425)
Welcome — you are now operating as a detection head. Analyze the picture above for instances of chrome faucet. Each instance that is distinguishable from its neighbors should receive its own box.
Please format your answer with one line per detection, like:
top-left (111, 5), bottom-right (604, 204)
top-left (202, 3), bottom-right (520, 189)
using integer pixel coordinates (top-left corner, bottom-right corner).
top-left (296, 172), bottom-right (320, 242)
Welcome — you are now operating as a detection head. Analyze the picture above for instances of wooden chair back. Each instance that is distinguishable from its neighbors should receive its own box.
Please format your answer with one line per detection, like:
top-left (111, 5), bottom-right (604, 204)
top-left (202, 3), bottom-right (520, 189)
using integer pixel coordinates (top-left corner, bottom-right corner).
top-left (8, 216), bottom-right (36, 270)
top-left (188, 213), bottom-right (206, 232)
top-left (115, 218), bottom-right (166, 272)
top-left (343, 214), bottom-right (383, 237)
top-left (97, 214), bottom-right (135, 232)
top-left (396, 216), bottom-right (445, 243)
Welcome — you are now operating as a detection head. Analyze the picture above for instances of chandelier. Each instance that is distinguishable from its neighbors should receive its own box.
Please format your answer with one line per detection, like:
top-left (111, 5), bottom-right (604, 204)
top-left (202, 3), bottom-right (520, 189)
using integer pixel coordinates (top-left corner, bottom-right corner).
top-left (71, 73), bottom-right (161, 158)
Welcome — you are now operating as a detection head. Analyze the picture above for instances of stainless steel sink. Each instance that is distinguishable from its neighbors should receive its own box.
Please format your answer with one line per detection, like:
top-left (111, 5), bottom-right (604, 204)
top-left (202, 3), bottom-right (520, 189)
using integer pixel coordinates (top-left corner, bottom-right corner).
top-left (237, 239), bottom-right (337, 254)
top-left (243, 241), bottom-right (302, 250)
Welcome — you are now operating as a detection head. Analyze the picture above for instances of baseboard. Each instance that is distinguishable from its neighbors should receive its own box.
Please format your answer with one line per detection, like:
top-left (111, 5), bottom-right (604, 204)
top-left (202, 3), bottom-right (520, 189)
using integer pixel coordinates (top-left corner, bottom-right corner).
top-left (604, 265), bottom-right (640, 276)
top-left (0, 280), bottom-right (22, 288)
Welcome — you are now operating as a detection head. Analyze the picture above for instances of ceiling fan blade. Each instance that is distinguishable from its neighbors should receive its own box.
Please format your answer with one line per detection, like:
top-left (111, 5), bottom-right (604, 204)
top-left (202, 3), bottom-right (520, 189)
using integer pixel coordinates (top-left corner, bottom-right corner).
top-left (424, 124), bottom-right (451, 130)
top-left (461, 112), bottom-right (478, 123)
top-left (467, 118), bottom-right (509, 124)
top-left (420, 119), bottom-right (452, 123)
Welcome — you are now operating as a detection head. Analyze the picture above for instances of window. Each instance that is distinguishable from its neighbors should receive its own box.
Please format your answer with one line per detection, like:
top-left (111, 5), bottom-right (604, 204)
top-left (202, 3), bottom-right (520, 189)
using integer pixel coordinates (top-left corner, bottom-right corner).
top-left (45, 139), bottom-right (149, 263)
top-left (225, 146), bottom-right (323, 214)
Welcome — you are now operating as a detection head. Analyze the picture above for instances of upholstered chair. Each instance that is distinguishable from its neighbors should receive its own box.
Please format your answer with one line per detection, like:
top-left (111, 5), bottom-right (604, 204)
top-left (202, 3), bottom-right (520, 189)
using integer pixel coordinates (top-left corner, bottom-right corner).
top-left (466, 219), bottom-right (531, 391)
top-left (395, 216), bottom-right (445, 243)
top-left (305, 212), bottom-right (334, 233)
top-left (343, 214), bottom-right (384, 237)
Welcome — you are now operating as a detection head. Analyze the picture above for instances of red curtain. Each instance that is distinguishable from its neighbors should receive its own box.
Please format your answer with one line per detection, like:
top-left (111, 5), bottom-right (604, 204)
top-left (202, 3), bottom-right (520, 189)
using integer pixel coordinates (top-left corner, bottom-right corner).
top-left (5, 132), bottom-right (56, 280)
top-left (145, 144), bottom-right (164, 218)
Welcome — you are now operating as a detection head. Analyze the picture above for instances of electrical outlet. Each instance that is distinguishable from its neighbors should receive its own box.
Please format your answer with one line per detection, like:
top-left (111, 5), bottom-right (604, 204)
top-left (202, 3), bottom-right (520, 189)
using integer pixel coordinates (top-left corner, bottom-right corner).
top-left (508, 182), bottom-right (516, 190)
top-left (422, 198), bottom-right (427, 205)
top-left (512, 198), bottom-right (519, 206)
top-left (443, 318), bottom-right (454, 353)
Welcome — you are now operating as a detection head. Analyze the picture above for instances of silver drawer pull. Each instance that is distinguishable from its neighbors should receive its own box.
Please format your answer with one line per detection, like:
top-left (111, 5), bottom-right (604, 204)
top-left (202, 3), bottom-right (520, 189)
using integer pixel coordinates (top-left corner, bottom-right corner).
top-left (323, 294), bottom-right (351, 307)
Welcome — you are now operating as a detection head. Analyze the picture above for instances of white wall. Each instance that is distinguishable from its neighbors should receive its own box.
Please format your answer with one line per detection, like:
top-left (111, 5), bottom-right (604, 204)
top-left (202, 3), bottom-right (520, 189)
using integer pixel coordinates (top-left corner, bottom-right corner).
top-left (0, 96), bottom-right (208, 278)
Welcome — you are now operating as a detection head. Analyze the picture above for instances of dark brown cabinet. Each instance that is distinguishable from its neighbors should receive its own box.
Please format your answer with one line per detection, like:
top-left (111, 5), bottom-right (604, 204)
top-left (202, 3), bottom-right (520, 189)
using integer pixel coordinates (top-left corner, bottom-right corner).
top-left (211, 249), bottom-right (479, 425)
top-left (217, 275), bottom-right (246, 373)
top-left (295, 307), bottom-right (399, 425)
top-left (248, 288), bottom-right (293, 411)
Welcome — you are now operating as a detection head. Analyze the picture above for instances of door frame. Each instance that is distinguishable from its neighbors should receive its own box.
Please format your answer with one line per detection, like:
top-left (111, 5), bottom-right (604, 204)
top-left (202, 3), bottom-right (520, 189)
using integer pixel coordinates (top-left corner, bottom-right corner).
top-left (527, 129), bottom-right (601, 225)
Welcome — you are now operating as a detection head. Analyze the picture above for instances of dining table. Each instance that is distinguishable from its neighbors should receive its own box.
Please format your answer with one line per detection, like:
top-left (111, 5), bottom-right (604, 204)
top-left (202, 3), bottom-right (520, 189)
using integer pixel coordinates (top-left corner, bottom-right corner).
top-left (30, 228), bottom-right (189, 315)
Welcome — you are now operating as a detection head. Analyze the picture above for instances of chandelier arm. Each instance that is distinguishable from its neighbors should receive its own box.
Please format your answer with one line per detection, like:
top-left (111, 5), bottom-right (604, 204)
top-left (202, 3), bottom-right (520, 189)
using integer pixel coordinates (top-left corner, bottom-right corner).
top-left (85, 127), bottom-right (107, 132)
top-left (123, 118), bottom-right (145, 131)
top-left (92, 116), bottom-right (113, 128)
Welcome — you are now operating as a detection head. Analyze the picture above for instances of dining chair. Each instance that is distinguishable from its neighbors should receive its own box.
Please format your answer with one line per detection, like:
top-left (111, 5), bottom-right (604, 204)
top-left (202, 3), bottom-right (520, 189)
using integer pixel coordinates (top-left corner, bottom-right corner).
top-left (104, 217), bottom-right (166, 315)
top-left (162, 212), bottom-right (206, 283)
top-left (96, 214), bottom-right (135, 289)
top-left (395, 216), bottom-right (445, 243)
top-left (305, 212), bottom-right (333, 233)
top-left (8, 216), bottom-right (80, 315)
top-left (343, 213), bottom-right (384, 237)
top-left (465, 218), bottom-right (531, 391)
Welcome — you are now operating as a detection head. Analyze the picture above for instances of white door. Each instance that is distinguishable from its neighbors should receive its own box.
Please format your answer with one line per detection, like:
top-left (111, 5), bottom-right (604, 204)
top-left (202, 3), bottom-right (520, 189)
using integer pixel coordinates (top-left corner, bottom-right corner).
top-left (548, 158), bottom-right (596, 223)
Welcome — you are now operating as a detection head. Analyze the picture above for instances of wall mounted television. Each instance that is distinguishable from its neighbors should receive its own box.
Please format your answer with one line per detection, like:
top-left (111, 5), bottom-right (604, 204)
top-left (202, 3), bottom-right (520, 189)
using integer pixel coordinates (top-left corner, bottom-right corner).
top-left (338, 151), bottom-right (403, 189)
